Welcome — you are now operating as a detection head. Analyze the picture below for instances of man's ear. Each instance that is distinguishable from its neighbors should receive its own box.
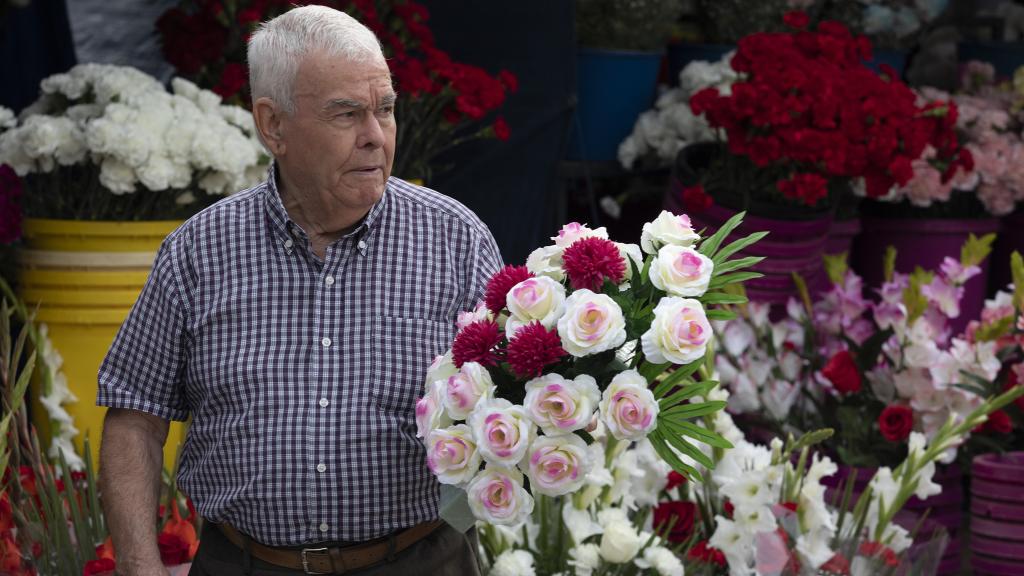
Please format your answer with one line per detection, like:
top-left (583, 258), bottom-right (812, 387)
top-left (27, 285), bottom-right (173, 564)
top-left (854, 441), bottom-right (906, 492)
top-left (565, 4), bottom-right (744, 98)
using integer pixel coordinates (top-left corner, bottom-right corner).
top-left (253, 97), bottom-right (286, 156)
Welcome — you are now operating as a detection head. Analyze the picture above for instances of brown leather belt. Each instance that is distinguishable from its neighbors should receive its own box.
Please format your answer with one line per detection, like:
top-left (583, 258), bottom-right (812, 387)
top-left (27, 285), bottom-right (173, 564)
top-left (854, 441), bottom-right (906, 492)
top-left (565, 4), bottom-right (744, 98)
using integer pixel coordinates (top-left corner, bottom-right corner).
top-left (216, 519), bottom-right (445, 574)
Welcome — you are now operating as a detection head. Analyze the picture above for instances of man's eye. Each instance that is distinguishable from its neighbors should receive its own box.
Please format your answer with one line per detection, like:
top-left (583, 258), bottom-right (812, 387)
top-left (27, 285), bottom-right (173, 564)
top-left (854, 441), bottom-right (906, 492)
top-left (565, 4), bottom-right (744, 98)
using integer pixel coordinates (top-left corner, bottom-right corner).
top-left (379, 106), bottom-right (394, 115)
top-left (337, 111), bottom-right (356, 119)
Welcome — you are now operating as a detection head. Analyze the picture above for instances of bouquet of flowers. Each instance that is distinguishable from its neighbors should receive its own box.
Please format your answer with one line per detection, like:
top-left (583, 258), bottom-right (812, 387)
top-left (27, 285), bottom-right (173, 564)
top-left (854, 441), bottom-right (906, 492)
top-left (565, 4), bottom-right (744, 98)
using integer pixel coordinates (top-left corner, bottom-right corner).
top-left (687, 12), bottom-right (971, 215)
top-left (716, 236), bottom-right (1001, 469)
top-left (617, 52), bottom-right (735, 171)
top-left (416, 209), bottom-right (767, 534)
top-left (157, 0), bottom-right (517, 182)
top-left (0, 64), bottom-right (268, 220)
top-left (675, 382), bottom-right (1024, 575)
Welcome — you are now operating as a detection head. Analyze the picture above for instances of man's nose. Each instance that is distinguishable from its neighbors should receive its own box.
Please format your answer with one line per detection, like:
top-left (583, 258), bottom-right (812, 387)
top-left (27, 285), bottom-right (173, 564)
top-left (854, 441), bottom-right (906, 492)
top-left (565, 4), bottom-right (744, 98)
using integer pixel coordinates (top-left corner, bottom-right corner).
top-left (357, 112), bottom-right (385, 149)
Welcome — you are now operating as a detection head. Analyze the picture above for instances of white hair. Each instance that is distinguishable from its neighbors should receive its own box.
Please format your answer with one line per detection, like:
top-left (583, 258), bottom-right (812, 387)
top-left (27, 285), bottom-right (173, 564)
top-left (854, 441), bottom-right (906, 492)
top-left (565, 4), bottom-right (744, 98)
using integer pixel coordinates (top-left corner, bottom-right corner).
top-left (247, 5), bottom-right (385, 113)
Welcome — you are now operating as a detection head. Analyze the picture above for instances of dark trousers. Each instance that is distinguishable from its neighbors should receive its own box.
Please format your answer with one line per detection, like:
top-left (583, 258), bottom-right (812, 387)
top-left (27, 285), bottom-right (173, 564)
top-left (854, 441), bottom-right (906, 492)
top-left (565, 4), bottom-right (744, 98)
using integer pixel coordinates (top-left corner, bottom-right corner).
top-left (188, 521), bottom-right (482, 576)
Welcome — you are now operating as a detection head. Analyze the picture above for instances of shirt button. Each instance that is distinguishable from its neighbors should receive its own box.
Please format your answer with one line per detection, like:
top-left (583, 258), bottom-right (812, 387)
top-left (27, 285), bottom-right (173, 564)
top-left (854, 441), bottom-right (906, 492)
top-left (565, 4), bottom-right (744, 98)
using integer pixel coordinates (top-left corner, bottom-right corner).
top-left (316, 463), bottom-right (326, 473)
top-left (283, 239), bottom-right (293, 249)
top-left (321, 337), bottom-right (332, 347)
top-left (319, 523), bottom-right (329, 533)
top-left (357, 241), bottom-right (367, 251)
top-left (324, 276), bottom-right (335, 286)
top-left (319, 398), bottom-right (329, 408)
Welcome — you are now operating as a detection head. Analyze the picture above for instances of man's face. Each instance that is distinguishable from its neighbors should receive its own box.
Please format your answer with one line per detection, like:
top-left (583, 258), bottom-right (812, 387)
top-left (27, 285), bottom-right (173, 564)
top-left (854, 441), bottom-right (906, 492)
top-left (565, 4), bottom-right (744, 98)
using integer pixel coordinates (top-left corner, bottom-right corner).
top-left (278, 50), bottom-right (396, 212)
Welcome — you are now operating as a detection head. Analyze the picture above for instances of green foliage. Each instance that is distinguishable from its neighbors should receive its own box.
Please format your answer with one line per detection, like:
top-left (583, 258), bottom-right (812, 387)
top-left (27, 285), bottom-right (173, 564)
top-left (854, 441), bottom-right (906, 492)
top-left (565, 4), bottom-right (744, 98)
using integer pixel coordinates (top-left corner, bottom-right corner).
top-left (576, 0), bottom-right (685, 51)
top-left (961, 232), bottom-right (996, 268)
top-left (823, 253), bottom-right (848, 285)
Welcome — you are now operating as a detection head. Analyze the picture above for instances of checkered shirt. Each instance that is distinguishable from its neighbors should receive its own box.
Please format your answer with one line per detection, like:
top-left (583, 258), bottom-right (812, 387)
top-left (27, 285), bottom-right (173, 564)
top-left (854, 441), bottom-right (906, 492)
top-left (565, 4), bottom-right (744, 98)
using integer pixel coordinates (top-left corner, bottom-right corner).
top-left (97, 170), bottom-right (503, 546)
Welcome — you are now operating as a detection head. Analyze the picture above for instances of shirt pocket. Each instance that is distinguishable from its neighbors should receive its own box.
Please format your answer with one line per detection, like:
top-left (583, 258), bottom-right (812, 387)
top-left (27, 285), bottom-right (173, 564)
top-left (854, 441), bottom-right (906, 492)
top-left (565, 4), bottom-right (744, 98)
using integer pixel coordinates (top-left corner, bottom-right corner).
top-left (371, 316), bottom-right (452, 415)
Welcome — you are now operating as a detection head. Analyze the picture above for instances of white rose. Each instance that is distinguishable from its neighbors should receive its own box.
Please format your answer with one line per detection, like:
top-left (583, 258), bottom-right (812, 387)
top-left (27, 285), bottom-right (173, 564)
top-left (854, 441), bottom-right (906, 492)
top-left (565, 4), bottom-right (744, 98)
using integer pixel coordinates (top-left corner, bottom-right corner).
top-left (468, 398), bottom-right (535, 467)
top-left (505, 276), bottom-right (567, 338)
top-left (553, 222), bottom-right (609, 249)
top-left (641, 210), bottom-right (700, 254)
top-left (457, 301), bottom-right (493, 330)
top-left (523, 373), bottom-right (600, 434)
top-left (569, 544), bottom-right (602, 576)
top-left (442, 361), bottom-right (494, 420)
top-left (641, 297), bottom-right (711, 364)
top-left (425, 424), bottom-right (482, 486)
top-left (599, 370), bottom-right (659, 440)
top-left (426, 350), bottom-right (458, 390)
top-left (414, 379), bottom-right (452, 439)
top-left (557, 290), bottom-right (627, 357)
top-left (599, 521), bottom-right (641, 563)
top-left (617, 243), bottom-right (644, 281)
top-left (649, 244), bottom-right (714, 297)
top-left (520, 433), bottom-right (593, 496)
top-left (526, 245), bottom-right (565, 281)
top-left (466, 466), bottom-right (534, 525)
top-left (491, 550), bottom-right (536, 576)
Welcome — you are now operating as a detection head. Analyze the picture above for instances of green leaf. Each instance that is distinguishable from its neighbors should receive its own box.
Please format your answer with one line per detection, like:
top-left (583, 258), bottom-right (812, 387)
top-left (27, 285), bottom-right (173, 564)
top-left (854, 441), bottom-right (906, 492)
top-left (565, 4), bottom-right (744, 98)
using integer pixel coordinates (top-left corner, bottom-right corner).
top-left (961, 233), bottom-right (996, 268)
top-left (1012, 252), bottom-right (1024, 311)
top-left (823, 253), bottom-right (848, 285)
top-left (883, 246), bottom-right (897, 282)
top-left (662, 400), bottom-right (727, 420)
top-left (698, 210), bottom-right (747, 259)
top-left (661, 418), bottom-right (734, 449)
top-left (706, 309), bottom-right (737, 321)
top-left (700, 292), bottom-right (748, 305)
top-left (855, 327), bottom-right (893, 372)
top-left (659, 381), bottom-right (719, 409)
top-left (652, 362), bottom-right (703, 398)
top-left (664, 431), bottom-right (716, 470)
top-left (639, 360), bottom-right (671, 384)
top-left (714, 255), bottom-right (764, 275)
top-left (707, 271), bottom-right (764, 290)
top-left (712, 231), bottom-right (769, 266)
top-left (903, 269), bottom-right (932, 324)
top-left (649, 429), bottom-right (702, 481)
top-left (975, 315), bottom-right (1014, 343)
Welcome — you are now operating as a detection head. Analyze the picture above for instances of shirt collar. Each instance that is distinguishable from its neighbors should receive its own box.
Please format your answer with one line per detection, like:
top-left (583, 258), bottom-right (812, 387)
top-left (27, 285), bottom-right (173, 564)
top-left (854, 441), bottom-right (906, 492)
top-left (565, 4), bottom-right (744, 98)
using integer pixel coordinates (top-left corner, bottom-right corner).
top-left (263, 162), bottom-right (390, 241)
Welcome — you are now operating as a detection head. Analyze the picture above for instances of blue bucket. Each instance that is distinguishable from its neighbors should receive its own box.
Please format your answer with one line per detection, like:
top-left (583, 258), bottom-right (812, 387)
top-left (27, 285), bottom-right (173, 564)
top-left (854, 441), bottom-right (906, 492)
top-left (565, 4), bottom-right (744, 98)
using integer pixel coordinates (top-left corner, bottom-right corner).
top-left (666, 43), bottom-right (734, 86)
top-left (863, 48), bottom-right (907, 80)
top-left (568, 47), bottom-right (663, 161)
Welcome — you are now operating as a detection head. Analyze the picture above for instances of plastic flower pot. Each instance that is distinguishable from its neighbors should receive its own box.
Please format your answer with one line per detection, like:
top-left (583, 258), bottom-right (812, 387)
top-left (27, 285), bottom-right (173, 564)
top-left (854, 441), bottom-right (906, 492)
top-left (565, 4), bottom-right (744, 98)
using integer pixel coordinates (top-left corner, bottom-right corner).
top-left (567, 47), bottom-right (663, 161)
top-left (18, 218), bottom-right (187, 471)
top-left (853, 216), bottom-right (999, 335)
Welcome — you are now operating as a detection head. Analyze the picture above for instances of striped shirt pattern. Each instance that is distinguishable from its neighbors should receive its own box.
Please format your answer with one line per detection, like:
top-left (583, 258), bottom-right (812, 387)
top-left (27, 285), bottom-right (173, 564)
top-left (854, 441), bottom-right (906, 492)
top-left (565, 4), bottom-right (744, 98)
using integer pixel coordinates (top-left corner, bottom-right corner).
top-left (97, 171), bottom-right (503, 545)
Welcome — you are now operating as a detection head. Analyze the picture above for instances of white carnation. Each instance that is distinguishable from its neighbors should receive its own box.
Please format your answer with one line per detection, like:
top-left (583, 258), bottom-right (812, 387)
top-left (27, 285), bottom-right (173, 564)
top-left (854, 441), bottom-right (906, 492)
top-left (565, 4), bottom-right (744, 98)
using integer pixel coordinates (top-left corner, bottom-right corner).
top-left (491, 549), bottom-right (535, 576)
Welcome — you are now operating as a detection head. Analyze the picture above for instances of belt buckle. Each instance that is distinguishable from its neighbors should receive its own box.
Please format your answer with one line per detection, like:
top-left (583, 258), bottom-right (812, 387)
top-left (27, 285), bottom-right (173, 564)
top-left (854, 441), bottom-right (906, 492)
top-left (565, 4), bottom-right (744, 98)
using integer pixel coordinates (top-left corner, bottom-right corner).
top-left (301, 547), bottom-right (332, 575)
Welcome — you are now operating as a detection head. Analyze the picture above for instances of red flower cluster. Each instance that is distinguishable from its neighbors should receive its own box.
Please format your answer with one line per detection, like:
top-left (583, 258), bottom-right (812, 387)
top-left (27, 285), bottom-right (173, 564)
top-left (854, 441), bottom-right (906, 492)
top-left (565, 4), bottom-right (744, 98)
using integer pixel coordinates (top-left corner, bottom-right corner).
top-left (451, 319), bottom-right (502, 367)
top-left (858, 541), bottom-right (900, 567)
top-left (687, 539), bottom-right (727, 567)
top-left (822, 350), bottom-right (862, 395)
top-left (483, 265), bottom-right (533, 314)
top-left (681, 183), bottom-right (713, 213)
top-left (974, 408), bottom-right (1014, 435)
top-left (653, 501), bottom-right (697, 544)
top-left (506, 322), bottom-right (565, 378)
top-left (878, 404), bottom-right (914, 442)
top-left (561, 237), bottom-right (627, 292)
top-left (689, 13), bottom-right (971, 206)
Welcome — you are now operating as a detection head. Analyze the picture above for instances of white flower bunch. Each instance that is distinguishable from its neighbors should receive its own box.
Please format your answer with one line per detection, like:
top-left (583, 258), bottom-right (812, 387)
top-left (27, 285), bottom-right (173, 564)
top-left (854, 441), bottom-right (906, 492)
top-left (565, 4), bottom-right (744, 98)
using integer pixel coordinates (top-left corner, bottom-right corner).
top-left (0, 64), bottom-right (268, 198)
top-left (617, 52), bottom-right (737, 170)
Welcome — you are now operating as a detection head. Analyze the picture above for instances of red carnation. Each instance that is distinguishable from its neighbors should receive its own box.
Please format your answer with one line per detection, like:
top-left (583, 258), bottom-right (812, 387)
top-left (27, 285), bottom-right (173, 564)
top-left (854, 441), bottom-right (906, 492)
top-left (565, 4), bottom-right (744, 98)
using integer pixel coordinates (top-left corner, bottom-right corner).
top-left (783, 11), bottom-right (810, 29)
top-left (978, 409), bottom-right (1014, 435)
top-left (878, 405), bottom-right (914, 442)
top-left (214, 62), bottom-right (248, 99)
top-left (665, 470), bottom-right (687, 491)
top-left (506, 321), bottom-right (565, 377)
top-left (484, 265), bottom-right (533, 314)
top-left (83, 558), bottom-right (116, 576)
top-left (776, 172), bottom-right (828, 206)
top-left (562, 237), bottom-right (626, 292)
top-left (820, 553), bottom-right (851, 575)
top-left (688, 539), bottom-right (727, 567)
top-left (681, 183), bottom-right (713, 213)
top-left (653, 501), bottom-right (697, 544)
top-left (859, 541), bottom-right (899, 567)
top-left (498, 69), bottom-right (519, 93)
top-left (493, 117), bottom-right (510, 141)
top-left (451, 320), bottom-right (502, 367)
top-left (822, 350), bottom-right (861, 394)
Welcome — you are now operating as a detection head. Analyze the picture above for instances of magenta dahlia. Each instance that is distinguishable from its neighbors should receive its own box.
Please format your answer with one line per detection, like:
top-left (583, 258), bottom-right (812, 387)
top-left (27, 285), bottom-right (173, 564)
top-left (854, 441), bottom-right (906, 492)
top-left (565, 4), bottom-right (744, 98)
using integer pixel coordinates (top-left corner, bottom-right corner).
top-left (484, 265), bottom-right (533, 314)
top-left (506, 321), bottom-right (566, 378)
top-left (562, 237), bottom-right (626, 291)
top-left (451, 319), bottom-right (503, 367)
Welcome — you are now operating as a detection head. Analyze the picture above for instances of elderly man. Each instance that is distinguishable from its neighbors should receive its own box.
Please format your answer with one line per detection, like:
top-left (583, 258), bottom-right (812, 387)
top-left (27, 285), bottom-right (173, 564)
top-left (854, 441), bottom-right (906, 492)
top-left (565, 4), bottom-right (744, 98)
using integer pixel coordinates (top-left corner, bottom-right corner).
top-left (97, 5), bottom-right (501, 575)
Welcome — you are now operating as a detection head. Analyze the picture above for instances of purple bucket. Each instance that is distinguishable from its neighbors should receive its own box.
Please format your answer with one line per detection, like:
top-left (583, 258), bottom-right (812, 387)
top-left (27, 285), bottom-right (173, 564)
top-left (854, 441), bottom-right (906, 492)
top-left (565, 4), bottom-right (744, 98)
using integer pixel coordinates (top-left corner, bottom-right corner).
top-left (972, 515), bottom-right (1024, 541)
top-left (974, 552), bottom-right (1024, 576)
top-left (990, 210), bottom-right (1024, 292)
top-left (972, 478), bottom-right (1024, 503)
top-left (971, 534), bottom-right (1024, 560)
top-left (825, 217), bottom-right (861, 257)
top-left (853, 217), bottom-right (1000, 334)
top-left (973, 497), bottom-right (1024, 522)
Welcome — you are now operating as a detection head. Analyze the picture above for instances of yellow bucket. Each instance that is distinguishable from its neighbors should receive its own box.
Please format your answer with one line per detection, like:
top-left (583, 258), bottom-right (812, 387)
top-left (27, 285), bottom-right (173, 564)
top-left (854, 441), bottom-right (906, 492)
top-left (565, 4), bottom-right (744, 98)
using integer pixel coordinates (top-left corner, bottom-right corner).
top-left (19, 219), bottom-right (186, 471)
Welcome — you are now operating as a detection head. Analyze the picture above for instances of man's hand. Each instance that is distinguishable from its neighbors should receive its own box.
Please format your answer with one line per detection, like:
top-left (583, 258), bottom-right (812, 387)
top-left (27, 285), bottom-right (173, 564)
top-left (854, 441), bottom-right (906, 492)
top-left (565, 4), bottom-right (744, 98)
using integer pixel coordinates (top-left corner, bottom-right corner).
top-left (100, 408), bottom-right (171, 576)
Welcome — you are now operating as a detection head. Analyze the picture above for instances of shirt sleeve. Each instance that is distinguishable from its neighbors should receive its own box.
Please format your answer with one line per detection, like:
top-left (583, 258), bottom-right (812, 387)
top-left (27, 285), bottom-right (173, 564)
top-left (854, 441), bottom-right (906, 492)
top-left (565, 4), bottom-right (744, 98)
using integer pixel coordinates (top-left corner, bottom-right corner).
top-left (96, 239), bottom-right (190, 421)
top-left (465, 226), bottom-right (504, 311)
